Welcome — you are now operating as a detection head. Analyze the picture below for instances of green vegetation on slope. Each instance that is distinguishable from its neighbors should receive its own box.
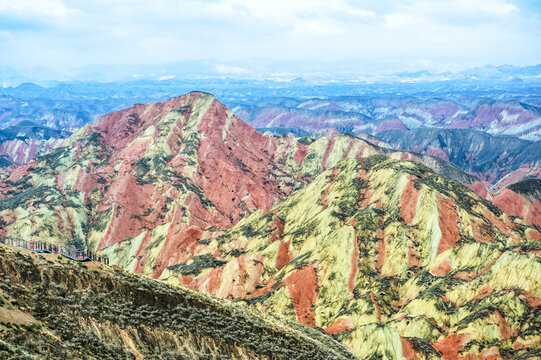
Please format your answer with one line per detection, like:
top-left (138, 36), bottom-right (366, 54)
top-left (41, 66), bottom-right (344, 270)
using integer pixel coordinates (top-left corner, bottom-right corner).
top-left (0, 245), bottom-right (356, 360)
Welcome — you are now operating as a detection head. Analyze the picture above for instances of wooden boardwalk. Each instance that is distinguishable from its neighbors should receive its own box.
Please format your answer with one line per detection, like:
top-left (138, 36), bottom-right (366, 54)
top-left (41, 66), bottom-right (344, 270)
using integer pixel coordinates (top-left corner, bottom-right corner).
top-left (0, 237), bottom-right (109, 265)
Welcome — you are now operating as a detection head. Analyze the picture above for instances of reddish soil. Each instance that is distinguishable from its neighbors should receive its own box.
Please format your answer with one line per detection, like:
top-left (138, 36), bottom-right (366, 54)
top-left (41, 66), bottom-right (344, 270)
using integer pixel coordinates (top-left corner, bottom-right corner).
top-left (494, 310), bottom-right (515, 340)
top-left (400, 337), bottom-right (421, 360)
top-left (430, 259), bottom-right (452, 276)
top-left (493, 189), bottom-right (541, 229)
top-left (245, 277), bottom-right (276, 299)
top-left (276, 240), bottom-right (291, 270)
top-left (321, 138), bottom-right (336, 168)
top-left (480, 348), bottom-right (501, 360)
top-left (436, 194), bottom-right (460, 255)
top-left (283, 266), bottom-right (318, 327)
top-left (482, 208), bottom-right (514, 238)
top-left (367, 292), bottom-right (381, 321)
top-left (465, 181), bottom-right (491, 199)
top-left (433, 333), bottom-right (470, 360)
top-left (293, 144), bottom-right (308, 166)
top-left (325, 318), bottom-right (354, 335)
top-left (522, 291), bottom-right (541, 308)
top-left (400, 175), bottom-right (420, 225)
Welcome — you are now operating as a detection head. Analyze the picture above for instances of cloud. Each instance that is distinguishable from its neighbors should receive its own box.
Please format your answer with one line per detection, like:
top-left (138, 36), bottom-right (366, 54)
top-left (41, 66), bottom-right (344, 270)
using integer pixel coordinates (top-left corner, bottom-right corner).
top-left (0, 0), bottom-right (78, 17)
top-left (459, 0), bottom-right (519, 16)
top-left (215, 64), bottom-right (248, 74)
top-left (0, 0), bottom-right (539, 76)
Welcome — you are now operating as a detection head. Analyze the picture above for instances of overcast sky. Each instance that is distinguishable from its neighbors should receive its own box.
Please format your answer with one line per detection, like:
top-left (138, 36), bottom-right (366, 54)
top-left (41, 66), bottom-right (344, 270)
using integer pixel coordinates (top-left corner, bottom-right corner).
top-left (0, 0), bottom-right (540, 77)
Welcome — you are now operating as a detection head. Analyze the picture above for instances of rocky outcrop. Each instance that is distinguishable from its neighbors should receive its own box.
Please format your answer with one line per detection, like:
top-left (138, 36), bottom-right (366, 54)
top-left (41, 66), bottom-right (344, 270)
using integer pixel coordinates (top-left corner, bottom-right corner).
top-left (0, 244), bottom-right (354, 359)
top-left (493, 178), bottom-right (541, 230)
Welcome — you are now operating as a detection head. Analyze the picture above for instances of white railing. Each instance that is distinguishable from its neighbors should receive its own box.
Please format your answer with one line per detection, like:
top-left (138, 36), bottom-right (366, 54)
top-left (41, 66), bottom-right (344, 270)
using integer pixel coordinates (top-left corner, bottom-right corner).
top-left (0, 236), bottom-right (109, 265)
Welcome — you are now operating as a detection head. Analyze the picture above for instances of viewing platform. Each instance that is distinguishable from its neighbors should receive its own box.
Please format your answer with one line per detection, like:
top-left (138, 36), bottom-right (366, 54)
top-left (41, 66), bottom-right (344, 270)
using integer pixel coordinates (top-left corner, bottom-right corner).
top-left (0, 237), bottom-right (109, 265)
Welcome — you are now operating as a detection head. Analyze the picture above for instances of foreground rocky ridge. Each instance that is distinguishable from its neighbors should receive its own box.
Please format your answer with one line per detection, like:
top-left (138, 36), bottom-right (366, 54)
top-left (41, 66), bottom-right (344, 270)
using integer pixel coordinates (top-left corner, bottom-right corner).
top-left (0, 245), bottom-right (355, 359)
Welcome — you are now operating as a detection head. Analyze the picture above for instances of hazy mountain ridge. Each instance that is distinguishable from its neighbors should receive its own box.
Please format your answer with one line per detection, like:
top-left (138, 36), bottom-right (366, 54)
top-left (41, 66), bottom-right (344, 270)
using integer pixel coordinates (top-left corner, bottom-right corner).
top-left (1, 77), bottom-right (540, 171)
top-left (234, 96), bottom-right (541, 141)
top-left (377, 128), bottom-right (541, 192)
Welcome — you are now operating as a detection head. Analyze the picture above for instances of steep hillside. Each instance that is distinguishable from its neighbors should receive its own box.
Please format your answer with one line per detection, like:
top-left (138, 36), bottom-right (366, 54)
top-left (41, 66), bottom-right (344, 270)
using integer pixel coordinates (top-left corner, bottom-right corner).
top-left (0, 92), bottom-right (303, 277)
top-left (0, 244), bottom-right (355, 359)
top-left (0, 93), bottom-right (539, 359)
top-left (160, 157), bottom-right (540, 359)
top-left (493, 178), bottom-right (541, 230)
top-left (377, 128), bottom-right (541, 191)
top-left (0, 92), bottom-right (485, 278)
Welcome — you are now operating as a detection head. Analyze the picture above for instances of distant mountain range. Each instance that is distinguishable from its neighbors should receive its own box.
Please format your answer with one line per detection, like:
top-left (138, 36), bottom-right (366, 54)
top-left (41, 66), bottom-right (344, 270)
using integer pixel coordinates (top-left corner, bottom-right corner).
top-left (0, 93), bottom-right (539, 358)
top-left (378, 128), bottom-right (541, 192)
top-left (0, 121), bottom-right (70, 167)
top-left (2, 62), bottom-right (541, 84)
top-left (234, 96), bottom-right (541, 141)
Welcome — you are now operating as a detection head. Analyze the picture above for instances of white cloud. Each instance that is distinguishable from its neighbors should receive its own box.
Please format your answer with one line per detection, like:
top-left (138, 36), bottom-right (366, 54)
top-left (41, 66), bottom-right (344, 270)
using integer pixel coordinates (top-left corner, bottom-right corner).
top-left (384, 13), bottom-right (420, 28)
top-left (0, 0), bottom-right (77, 17)
top-left (215, 64), bottom-right (248, 74)
top-left (457, 0), bottom-right (519, 16)
top-left (0, 0), bottom-right (539, 75)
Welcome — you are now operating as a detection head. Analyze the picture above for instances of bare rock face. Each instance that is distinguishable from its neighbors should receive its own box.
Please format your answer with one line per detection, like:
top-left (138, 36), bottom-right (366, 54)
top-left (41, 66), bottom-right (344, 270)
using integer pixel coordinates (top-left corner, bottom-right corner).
top-left (0, 92), bottom-right (539, 359)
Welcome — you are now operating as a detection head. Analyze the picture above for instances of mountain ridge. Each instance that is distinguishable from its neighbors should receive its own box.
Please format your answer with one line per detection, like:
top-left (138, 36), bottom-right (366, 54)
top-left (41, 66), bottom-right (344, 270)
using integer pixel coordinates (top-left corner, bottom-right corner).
top-left (0, 92), bottom-right (539, 358)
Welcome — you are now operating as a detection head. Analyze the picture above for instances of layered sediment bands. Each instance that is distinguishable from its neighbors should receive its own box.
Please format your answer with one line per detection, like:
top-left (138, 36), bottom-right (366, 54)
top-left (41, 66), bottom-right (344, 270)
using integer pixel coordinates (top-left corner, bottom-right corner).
top-left (0, 245), bottom-right (356, 360)
top-left (493, 178), bottom-right (541, 231)
top-left (1, 93), bottom-right (540, 358)
top-left (0, 92), bottom-right (484, 277)
top-left (0, 122), bottom-right (71, 168)
top-left (0, 92), bottom-right (303, 277)
top-left (160, 157), bottom-right (540, 359)
top-left (240, 97), bottom-right (541, 141)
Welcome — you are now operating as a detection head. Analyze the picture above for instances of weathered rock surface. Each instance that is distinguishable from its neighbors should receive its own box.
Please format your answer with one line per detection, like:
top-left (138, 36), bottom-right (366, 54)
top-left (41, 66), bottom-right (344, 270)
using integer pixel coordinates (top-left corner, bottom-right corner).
top-left (493, 178), bottom-right (541, 230)
top-left (0, 244), bottom-right (354, 359)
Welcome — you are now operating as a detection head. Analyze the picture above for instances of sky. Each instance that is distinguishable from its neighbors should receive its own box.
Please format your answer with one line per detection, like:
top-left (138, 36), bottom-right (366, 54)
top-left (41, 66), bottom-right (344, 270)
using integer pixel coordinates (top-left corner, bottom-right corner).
top-left (0, 0), bottom-right (540, 79)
